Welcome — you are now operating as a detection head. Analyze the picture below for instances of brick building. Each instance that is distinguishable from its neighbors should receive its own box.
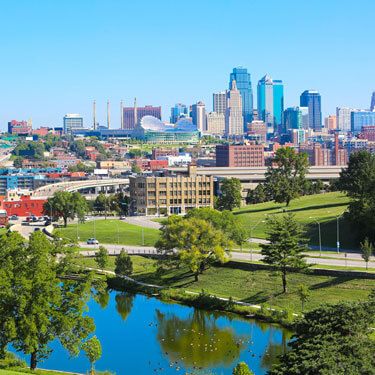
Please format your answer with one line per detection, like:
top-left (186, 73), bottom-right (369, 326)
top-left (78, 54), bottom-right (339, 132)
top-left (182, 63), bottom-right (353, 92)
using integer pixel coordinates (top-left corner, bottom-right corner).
top-left (8, 120), bottom-right (32, 135)
top-left (151, 147), bottom-right (179, 160)
top-left (215, 144), bottom-right (264, 167)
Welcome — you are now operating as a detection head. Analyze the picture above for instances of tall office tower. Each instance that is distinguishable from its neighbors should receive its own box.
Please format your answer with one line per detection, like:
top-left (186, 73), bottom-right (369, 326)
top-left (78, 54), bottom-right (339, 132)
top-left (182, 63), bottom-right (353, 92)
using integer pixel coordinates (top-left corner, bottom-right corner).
top-left (284, 107), bottom-right (302, 131)
top-left (123, 105), bottom-right (162, 130)
top-left (371, 92), bottom-right (375, 111)
top-left (229, 67), bottom-right (253, 124)
top-left (225, 80), bottom-right (244, 136)
top-left (351, 111), bottom-right (375, 133)
top-left (324, 115), bottom-right (337, 131)
top-left (213, 91), bottom-right (227, 114)
top-left (257, 75), bottom-right (284, 135)
top-left (336, 107), bottom-right (353, 132)
top-left (170, 103), bottom-right (188, 123)
top-left (300, 90), bottom-right (322, 131)
top-left (206, 112), bottom-right (225, 135)
top-left (191, 101), bottom-right (206, 132)
top-left (63, 114), bottom-right (83, 133)
top-left (299, 107), bottom-right (309, 129)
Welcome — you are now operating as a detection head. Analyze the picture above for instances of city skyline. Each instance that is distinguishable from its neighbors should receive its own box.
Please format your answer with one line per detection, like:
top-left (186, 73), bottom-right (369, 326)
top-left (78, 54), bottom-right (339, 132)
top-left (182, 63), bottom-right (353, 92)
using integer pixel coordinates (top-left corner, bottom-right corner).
top-left (0, 0), bottom-right (374, 129)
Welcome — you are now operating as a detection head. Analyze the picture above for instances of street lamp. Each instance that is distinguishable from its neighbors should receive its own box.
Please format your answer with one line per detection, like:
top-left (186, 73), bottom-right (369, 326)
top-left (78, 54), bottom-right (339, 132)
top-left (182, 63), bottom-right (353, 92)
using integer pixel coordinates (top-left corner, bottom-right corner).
top-left (336, 211), bottom-right (347, 254)
top-left (309, 217), bottom-right (322, 256)
top-left (249, 218), bottom-right (265, 262)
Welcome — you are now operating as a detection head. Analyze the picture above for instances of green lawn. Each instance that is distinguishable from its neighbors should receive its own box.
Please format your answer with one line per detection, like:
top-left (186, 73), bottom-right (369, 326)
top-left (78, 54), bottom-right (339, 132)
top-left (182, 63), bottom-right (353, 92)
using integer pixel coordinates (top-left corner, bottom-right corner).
top-left (234, 192), bottom-right (356, 249)
top-left (0, 369), bottom-right (81, 375)
top-left (59, 219), bottom-right (160, 247)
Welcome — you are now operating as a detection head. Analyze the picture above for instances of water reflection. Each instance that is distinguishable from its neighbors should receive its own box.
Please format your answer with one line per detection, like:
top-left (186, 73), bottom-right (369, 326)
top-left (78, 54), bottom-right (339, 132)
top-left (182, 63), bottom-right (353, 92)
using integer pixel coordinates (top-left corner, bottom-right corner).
top-left (156, 309), bottom-right (250, 370)
top-left (95, 289), bottom-right (110, 309)
top-left (115, 292), bottom-right (135, 321)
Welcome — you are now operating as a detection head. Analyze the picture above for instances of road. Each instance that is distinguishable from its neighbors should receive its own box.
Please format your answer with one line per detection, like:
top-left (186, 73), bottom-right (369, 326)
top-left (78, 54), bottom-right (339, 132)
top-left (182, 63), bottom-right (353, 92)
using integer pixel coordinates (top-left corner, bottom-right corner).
top-left (79, 243), bottom-right (375, 269)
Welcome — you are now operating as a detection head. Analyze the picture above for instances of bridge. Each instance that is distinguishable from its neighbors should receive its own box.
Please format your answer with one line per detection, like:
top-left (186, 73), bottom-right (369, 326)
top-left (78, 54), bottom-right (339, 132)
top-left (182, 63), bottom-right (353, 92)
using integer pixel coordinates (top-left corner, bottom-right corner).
top-left (33, 178), bottom-right (130, 198)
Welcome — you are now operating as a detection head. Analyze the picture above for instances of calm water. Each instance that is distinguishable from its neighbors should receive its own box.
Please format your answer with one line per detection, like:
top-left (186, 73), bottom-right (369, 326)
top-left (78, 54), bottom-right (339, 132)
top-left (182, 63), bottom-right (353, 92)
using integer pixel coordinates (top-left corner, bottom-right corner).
top-left (14, 291), bottom-right (291, 375)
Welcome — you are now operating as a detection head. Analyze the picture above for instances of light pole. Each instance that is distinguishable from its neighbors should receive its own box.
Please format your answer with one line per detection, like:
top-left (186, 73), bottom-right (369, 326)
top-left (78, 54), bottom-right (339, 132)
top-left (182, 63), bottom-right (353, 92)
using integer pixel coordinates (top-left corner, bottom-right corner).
top-left (249, 218), bottom-right (265, 262)
top-left (309, 217), bottom-right (322, 256)
top-left (336, 211), bottom-right (347, 254)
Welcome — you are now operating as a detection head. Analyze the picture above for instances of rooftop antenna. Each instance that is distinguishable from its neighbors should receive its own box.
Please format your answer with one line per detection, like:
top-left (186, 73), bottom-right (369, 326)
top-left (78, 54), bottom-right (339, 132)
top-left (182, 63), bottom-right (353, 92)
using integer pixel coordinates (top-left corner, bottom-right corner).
top-left (120, 100), bottom-right (124, 129)
top-left (134, 97), bottom-right (138, 127)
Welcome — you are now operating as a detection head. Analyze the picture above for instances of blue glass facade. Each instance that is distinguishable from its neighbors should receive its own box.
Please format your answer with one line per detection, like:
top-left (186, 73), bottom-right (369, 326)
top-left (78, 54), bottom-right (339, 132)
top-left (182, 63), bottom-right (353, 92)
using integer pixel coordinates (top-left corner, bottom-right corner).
top-left (351, 111), bottom-right (375, 133)
top-left (170, 103), bottom-right (188, 123)
top-left (300, 90), bottom-right (322, 131)
top-left (284, 107), bottom-right (302, 131)
top-left (229, 67), bottom-right (253, 125)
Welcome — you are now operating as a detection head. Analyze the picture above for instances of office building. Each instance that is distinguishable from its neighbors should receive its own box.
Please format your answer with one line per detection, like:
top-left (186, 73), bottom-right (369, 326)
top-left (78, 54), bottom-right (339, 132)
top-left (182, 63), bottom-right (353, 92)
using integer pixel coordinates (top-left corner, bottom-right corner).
top-left (206, 112), bottom-right (225, 136)
top-left (123, 104), bottom-right (162, 130)
top-left (257, 75), bottom-right (284, 135)
top-left (324, 115), bottom-right (337, 131)
top-left (300, 90), bottom-right (322, 131)
top-left (229, 67), bottom-right (253, 123)
top-left (152, 148), bottom-right (179, 160)
top-left (191, 101), bottom-right (206, 132)
top-left (284, 107), bottom-right (302, 131)
top-left (63, 114), bottom-right (84, 133)
top-left (216, 144), bottom-right (264, 167)
top-left (225, 80), bottom-right (244, 136)
top-left (170, 103), bottom-right (188, 123)
top-left (247, 121), bottom-right (267, 143)
top-left (299, 107), bottom-right (309, 129)
top-left (371, 92), bottom-right (375, 111)
top-left (129, 165), bottom-right (214, 216)
top-left (351, 111), bottom-right (375, 133)
top-left (8, 120), bottom-right (32, 135)
top-left (213, 91), bottom-right (227, 114)
top-left (336, 107), bottom-right (353, 132)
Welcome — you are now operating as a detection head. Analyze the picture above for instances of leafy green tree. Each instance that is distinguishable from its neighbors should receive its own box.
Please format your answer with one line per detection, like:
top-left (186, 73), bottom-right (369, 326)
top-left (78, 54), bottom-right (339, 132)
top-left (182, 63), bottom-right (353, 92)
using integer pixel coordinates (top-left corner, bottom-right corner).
top-left (94, 193), bottom-right (109, 219)
top-left (95, 246), bottom-right (109, 271)
top-left (360, 237), bottom-right (373, 270)
top-left (44, 191), bottom-right (88, 227)
top-left (131, 162), bottom-right (142, 174)
top-left (82, 336), bottom-right (102, 375)
top-left (0, 231), bottom-right (95, 370)
top-left (217, 178), bottom-right (242, 211)
top-left (156, 216), bottom-right (230, 281)
top-left (233, 362), bottom-right (254, 375)
top-left (296, 284), bottom-right (310, 311)
top-left (260, 214), bottom-right (309, 293)
top-left (246, 184), bottom-right (268, 204)
top-left (269, 298), bottom-right (375, 375)
top-left (264, 147), bottom-right (309, 206)
top-left (115, 249), bottom-right (133, 277)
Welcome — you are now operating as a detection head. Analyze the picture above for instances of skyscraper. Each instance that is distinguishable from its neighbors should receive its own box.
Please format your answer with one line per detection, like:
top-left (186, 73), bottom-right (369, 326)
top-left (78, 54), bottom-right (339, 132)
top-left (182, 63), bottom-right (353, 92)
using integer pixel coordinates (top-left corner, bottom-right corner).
top-left (225, 80), bottom-right (243, 136)
top-left (371, 92), bottom-right (375, 111)
top-left (336, 107), bottom-right (353, 132)
top-left (351, 111), bottom-right (375, 133)
top-left (213, 91), bottom-right (227, 114)
top-left (300, 90), bottom-right (322, 131)
top-left (257, 75), bottom-right (284, 135)
top-left (63, 114), bottom-right (83, 133)
top-left (324, 115), bottom-right (337, 131)
top-left (284, 107), bottom-right (302, 131)
top-left (170, 103), bottom-right (188, 123)
top-left (191, 101), bottom-right (206, 132)
top-left (123, 105), bottom-right (162, 130)
top-left (229, 67), bottom-right (253, 124)
top-left (206, 112), bottom-right (225, 135)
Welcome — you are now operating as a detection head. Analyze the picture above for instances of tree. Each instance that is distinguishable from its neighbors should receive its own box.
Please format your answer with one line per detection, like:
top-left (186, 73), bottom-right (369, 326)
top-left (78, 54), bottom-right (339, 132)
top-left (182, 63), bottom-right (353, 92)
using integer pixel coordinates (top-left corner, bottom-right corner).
top-left (246, 184), bottom-right (267, 204)
top-left (296, 284), bottom-right (310, 312)
top-left (0, 231), bottom-right (96, 370)
top-left (217, 178), bottom-right (242, 211)
top-left (264, 147), bottom-right (309, 206)
top-left (82, 336), bottom-right (102, 375)
top-left (131, 162), bottom-right (142, 174)
top-left (260, 214), bottom-right (309, 293)
top-left (233, 362), bottom-right (254, 375)
top-left (269, 298), bottom-right (375, 375)
top-left (44, 191), bottom-right (88, 227)
top-left (115, 249), bottom-right (133, 277)
top-left (156, 216), bottom-right (230, 281)
top-left (360, 237), bottom-right (373, 270)
top-left (94, 193), bottom-right (109, 219)
top-left (95, 246), bottom-right (109, 271)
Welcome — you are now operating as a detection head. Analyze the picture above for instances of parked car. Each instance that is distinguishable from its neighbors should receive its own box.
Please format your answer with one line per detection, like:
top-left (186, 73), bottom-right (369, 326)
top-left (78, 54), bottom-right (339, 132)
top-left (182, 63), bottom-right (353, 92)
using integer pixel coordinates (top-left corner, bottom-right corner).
top-left (119, 215), bottom-right (126, 220)
top-left (34, 228), bottom-right (40, 232)
top-left (10, 215), bottom-right (18, 220)
top-left (86, 238), bottom-right (99, 245)
top-left (44, 220), bottom-right (52, 226)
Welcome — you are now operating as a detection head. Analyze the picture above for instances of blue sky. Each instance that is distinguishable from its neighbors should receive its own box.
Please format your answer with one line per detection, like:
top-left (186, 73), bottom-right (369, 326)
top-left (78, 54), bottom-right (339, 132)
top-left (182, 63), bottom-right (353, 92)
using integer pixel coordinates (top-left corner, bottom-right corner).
top-left (0, 0), bottom-right (374, 129)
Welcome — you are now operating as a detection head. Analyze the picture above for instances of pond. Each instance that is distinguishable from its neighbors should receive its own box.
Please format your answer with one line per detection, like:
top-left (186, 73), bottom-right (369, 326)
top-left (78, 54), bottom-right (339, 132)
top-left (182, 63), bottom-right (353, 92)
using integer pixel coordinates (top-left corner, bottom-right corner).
top-left (15, 291), bottom-right (292, 375)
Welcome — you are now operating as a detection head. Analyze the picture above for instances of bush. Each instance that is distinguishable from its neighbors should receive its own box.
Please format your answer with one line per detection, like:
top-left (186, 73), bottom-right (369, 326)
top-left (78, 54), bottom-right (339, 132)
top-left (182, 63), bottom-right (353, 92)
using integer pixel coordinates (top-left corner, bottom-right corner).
top-left (0, 352), bottom-right (26, 369)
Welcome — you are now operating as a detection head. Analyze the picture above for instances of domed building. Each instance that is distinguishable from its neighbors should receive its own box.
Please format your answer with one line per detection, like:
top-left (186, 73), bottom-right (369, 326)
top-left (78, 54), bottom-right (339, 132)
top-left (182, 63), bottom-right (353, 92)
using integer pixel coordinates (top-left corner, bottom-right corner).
top-left (134, 116), bottom-right (200, 143)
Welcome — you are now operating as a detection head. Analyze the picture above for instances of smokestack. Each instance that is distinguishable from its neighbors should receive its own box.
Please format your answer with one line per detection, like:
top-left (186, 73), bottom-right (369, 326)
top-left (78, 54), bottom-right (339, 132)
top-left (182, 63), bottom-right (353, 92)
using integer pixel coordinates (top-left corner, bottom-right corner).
top-left (107, 100), bottom-right (111, 129)
top-left (120, 100), bottom-right (124, 129)
top-left (134, 97), bottom-right (138, 127)
top-left (93, 100), bottom-right (96, 130)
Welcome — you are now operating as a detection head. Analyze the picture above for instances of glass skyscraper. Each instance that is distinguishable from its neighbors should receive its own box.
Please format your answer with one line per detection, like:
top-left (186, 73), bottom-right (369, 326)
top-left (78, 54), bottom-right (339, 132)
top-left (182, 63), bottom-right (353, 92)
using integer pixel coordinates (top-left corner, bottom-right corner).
top-left (229, 67), bottom-right (253, 125)
top-left (257, 75), bottom-right (284, 135)
top-left (300, 90), bottom-right (322, 131)
top-left (371, 92), bottom-right (375, 112)
top-left (170, 103), bottom-right (188, 123)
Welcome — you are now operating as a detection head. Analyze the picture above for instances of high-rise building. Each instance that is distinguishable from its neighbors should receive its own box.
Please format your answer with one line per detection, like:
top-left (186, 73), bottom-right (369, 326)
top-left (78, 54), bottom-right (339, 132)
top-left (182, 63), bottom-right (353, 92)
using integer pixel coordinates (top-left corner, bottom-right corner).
top-left (213, 91), bottom-right (227, 114)
top-left (351, 111), bottom-right (375, 133)
top-left (371, 92), bottom-right (375, 111)
top-left (63, 114), bottom-right (83, 133)
top-left (170, 103), bottom-right (188, 123)
top-left (324, 115), bottom-right (337, 131)
top-left (191, 101), bottom-right (206, 132)
top-left (123, 104), bottom-right (162, 130)
top-left (336, 107), bottom-right (353, 132)
top-left (216, 144), bottom-right (264, 167)
top-left (257, 75), bottom-right (284, 135)
top-left (206, 112), bottom-right (225, 135)
top-left (300, 107), bottom-right (309, 129)
top-left (225, 80), bottom-right (244, 136)
top-left (229, 67), bottom-right (253, 124)
top-left (284, 107), bottom-right (302, 131)
top-left (300, 90), bottom-right (322, 131)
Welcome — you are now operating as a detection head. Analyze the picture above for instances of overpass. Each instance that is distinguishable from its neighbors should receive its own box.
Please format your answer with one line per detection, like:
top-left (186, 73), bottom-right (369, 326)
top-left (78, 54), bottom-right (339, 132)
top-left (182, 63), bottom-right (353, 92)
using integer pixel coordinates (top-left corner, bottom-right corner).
top-left (33, 178), bottom-right (129, 198)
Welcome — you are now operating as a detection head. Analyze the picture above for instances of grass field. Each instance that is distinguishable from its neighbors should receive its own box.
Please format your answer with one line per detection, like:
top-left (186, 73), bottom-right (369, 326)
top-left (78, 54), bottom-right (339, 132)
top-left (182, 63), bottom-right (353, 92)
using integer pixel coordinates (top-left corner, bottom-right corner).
top-left (78, 255), bottom-right (375, 314)
top-left (59, 219), bottom-right (160, 246)
top-left (0, 369), bottom-right (80, 375)
top-left (234, 192), bottom-right (356, 249)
